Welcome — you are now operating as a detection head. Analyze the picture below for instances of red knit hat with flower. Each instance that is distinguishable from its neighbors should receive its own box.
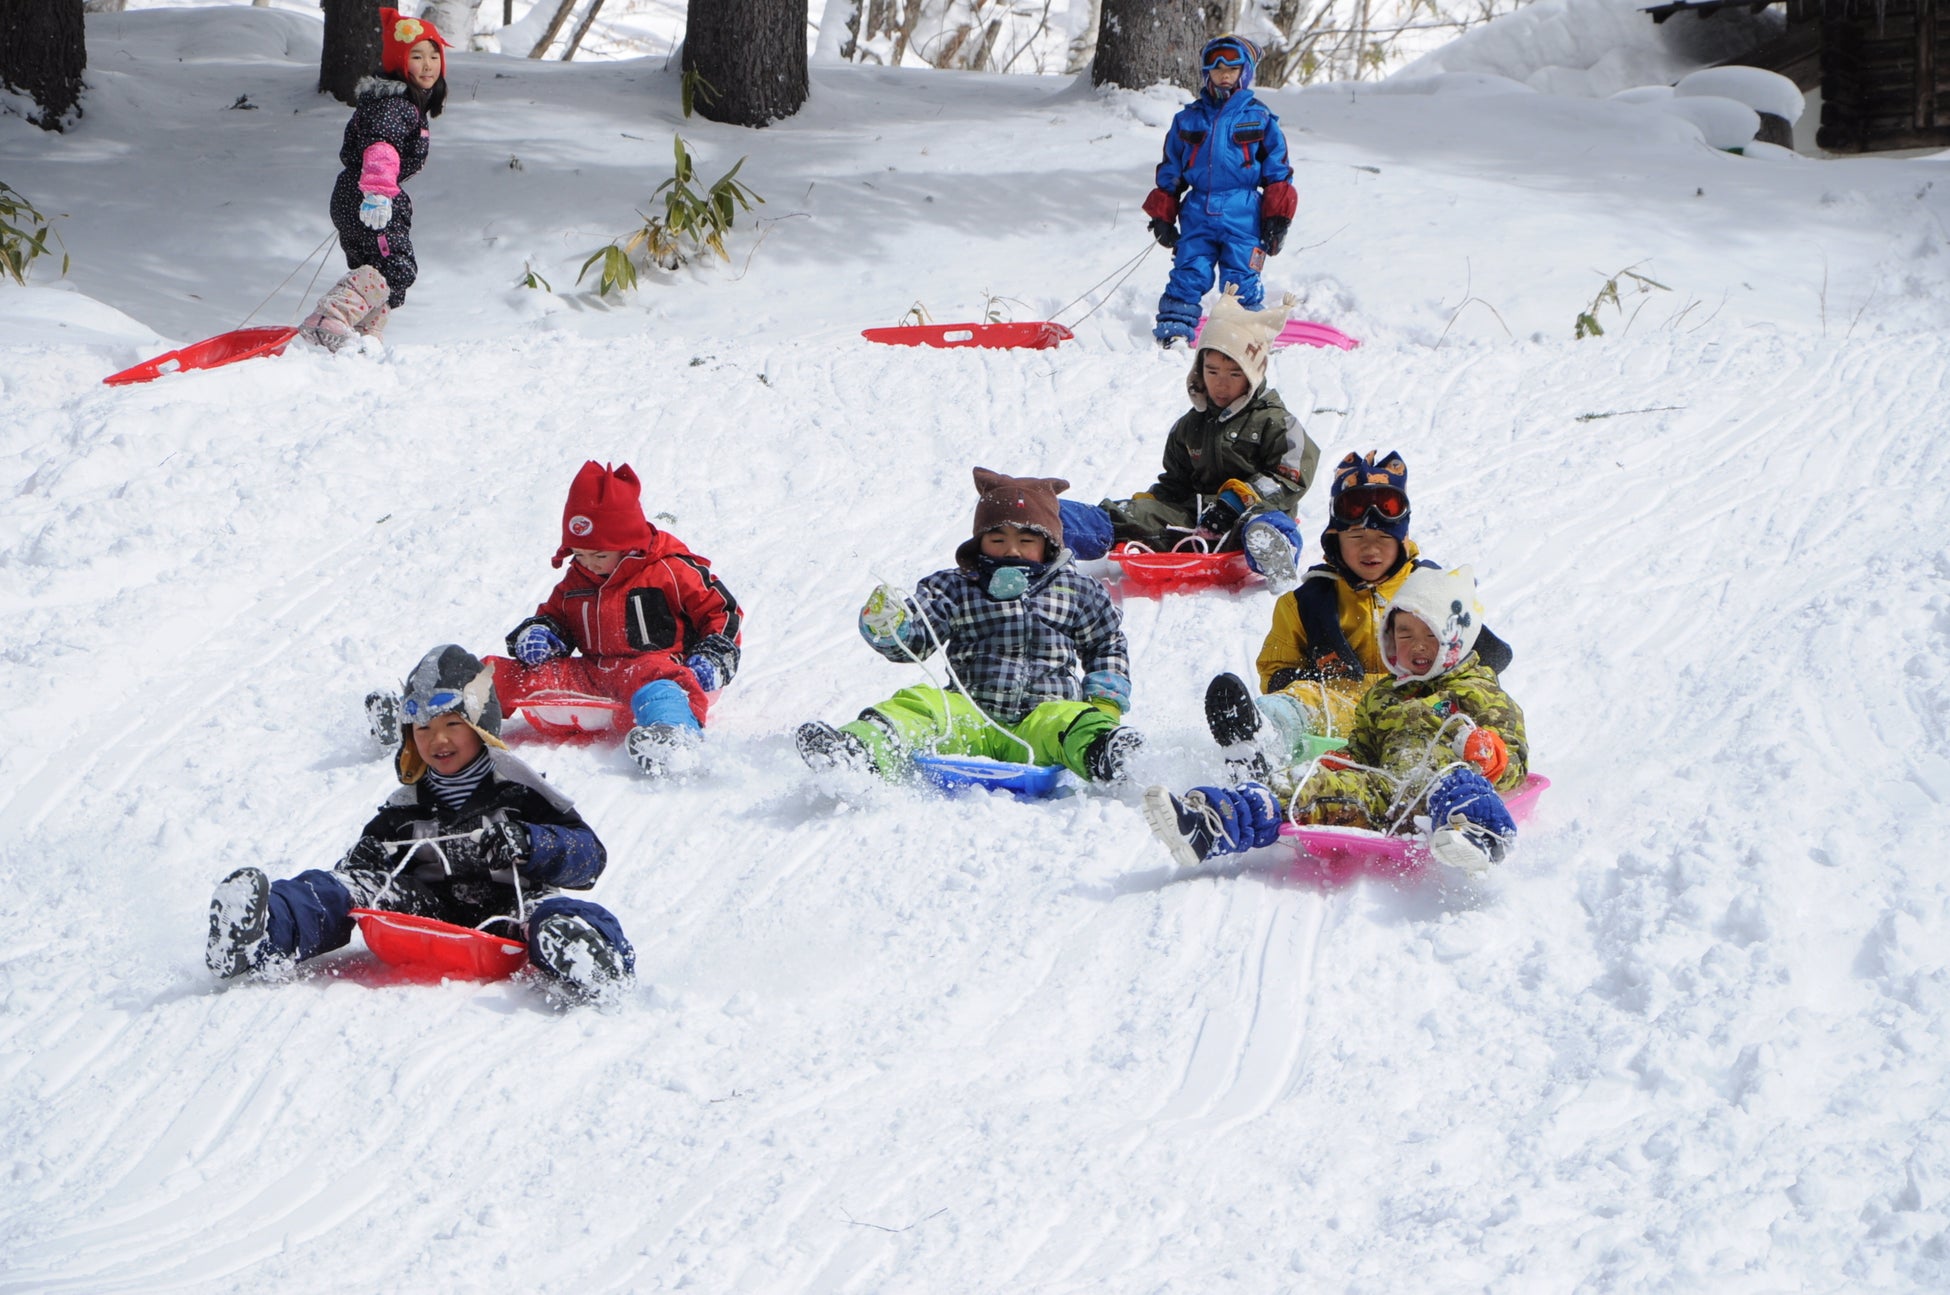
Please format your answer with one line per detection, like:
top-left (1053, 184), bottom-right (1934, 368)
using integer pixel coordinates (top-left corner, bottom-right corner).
top-left (553, 461), bottom-right (655, 567)
top-left (379, 8), bottom-right (449, 80)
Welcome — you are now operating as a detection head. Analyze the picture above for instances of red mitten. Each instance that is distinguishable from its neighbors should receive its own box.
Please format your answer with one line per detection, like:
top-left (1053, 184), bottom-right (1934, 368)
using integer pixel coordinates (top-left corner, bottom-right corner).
top-left (1260, 180), bottom-right (1298, 220)
top-left (1142, 187), bottom-right (1180, 223)
top-left (1458, 728), bottom-right (1509, 782)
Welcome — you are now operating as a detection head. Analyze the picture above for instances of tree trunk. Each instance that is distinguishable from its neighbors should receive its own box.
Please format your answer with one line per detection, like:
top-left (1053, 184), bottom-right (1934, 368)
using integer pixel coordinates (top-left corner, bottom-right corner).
top-left (1091, 0), bottom-right (1210, 92)
top-left (320, 0), bottom-right (381, 105)
top-left (421, 0), bottom-right (482, 47)
top-left (684, 0), bottom-right (808, 128)
top-left (0, 0), bottom-right (86, 131)
top-left (813, 0), bottom-right (862, 62)
top-left (527, 0), bottom-right (577, 57)
top-left (562, 0), bottom-right (607, 60)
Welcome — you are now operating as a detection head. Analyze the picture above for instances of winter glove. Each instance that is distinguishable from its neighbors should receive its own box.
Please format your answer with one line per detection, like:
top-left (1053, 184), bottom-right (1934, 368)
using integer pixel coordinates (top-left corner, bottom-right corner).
top-left (1148, 218), bottom-right (1180, 250)
top-left (509, 617), bottom-right (571, 667)
top-left (483, 820), bottom-right (533, 879)
top-left (358, 192), bottom-right (393, 231)
top-left (338, 834), bottom-right (395, 875)
top-left (685, 632), bottom-right (740, 694)
top-left (1197, 479), bottom-right (1261, 536)
top-left (1261, 216), bottom-right (1291, 257)
top-left (405, 831), bottom-right (491, 881)
top-left (860, 584), bottom-right (911, 641)
top-left (1083, 670), bottom-right (1131, 717)
top-left (1456, 727), bottom-right (1510, 783)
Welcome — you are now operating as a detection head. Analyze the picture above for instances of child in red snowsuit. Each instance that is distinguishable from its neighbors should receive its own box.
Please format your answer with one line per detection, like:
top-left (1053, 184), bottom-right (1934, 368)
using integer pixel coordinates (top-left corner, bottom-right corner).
top-left (487, 461), bottom-right (743, 777)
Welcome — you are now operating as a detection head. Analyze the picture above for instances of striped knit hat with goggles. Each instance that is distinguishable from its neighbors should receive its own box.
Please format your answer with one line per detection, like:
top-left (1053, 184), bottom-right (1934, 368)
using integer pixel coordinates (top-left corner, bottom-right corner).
top-left (1326, 451), bottom-right (1410, 541)
top-left (1201, 34), bottom-right (1260, 93)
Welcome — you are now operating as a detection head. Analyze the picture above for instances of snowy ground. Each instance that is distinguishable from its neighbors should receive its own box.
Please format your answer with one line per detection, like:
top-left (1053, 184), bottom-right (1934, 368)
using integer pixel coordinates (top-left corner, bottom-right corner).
top-left (5, 7), bottom-right (1950, 1291)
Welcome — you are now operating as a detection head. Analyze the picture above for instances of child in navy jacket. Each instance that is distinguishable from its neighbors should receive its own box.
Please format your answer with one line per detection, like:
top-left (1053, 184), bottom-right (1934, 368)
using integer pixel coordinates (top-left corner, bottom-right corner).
top-left (207, 646), bottom-right (634, 1002)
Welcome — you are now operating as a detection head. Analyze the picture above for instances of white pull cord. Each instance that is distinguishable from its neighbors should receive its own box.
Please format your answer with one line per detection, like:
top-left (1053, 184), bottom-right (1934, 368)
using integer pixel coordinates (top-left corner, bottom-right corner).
top-left (869, 575), bottom-right (1037, 764)
top-left (363, 825), bottom-right (528, 934)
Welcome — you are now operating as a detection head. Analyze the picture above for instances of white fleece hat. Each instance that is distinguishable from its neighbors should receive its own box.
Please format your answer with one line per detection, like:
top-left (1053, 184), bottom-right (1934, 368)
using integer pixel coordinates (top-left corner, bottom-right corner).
top-left (1381, 565), bottom-right (1488, 682)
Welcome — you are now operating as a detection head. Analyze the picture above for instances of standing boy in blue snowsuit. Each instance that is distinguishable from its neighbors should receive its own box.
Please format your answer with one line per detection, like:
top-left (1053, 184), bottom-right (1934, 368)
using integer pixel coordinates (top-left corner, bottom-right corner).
top-left (1143, 35), bottom-right (1298, 347)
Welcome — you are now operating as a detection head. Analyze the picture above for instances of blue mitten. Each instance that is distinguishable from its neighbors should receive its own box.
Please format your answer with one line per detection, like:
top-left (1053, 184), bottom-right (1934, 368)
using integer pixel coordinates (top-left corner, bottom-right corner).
top-left (1083, 669), bottom-right (1132, 716)
top-left (686, 633), bottom-right (740, 693)
top-left (687, 655), bottom-right (718, 693)
top-left (510, 619), bottom-right (570, 666)
top-left (358, 193), bottom-right (393, 230)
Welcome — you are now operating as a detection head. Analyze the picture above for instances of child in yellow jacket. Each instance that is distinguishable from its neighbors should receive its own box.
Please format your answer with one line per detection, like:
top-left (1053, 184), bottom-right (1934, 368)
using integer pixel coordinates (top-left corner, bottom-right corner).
top-left (1204, 450), bottom-right (1512, 778)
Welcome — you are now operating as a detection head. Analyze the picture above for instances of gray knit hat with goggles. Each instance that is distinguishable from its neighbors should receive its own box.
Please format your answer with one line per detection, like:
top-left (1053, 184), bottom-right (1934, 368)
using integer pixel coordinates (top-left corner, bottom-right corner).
top-left (400, 644), bottom-right (504, 735)
top-left (393, 645), bottom-right (506, 782)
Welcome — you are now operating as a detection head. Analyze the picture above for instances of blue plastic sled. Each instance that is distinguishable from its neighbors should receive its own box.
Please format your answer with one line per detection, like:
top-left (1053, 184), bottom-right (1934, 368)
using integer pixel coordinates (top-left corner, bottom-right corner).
top-left (913, 754), bottom-right (1070, 800)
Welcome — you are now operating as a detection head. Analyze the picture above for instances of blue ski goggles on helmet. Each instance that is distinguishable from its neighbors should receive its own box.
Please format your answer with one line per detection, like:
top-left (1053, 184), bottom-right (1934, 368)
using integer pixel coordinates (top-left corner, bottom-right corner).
top-left (401, 688), bottom-right (467, 726)
top-left (1201, 35), bottom-right (1258, 72)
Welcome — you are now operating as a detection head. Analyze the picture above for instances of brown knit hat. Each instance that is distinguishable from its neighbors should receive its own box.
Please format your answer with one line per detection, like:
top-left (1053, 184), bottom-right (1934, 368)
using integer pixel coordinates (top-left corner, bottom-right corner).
top-left (956, 467), bottom-right (1068, 566)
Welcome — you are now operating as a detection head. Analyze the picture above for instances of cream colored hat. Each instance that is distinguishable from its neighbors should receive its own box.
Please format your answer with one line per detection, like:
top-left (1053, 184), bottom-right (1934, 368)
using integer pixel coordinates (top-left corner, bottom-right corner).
top-left (1186, 285), bottom-right (1294, 412)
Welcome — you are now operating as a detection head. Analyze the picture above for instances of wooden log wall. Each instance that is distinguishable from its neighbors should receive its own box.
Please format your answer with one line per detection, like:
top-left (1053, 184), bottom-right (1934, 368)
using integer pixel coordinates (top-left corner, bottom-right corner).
top-left (1819, 0), bottom-right (1950, 150)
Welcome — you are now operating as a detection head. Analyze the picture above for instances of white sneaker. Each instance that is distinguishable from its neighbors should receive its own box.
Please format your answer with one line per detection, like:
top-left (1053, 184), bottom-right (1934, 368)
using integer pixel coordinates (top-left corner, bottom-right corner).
top-left (1427, 813), bottom-right (1510, 875)
top-left (1142, 785), bottom-right (1222, 868)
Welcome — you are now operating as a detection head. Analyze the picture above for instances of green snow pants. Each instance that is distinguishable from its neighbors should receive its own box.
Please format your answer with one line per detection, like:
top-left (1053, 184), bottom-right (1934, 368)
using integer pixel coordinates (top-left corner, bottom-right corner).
top-left (840, 686), bottom-right (1120, 780)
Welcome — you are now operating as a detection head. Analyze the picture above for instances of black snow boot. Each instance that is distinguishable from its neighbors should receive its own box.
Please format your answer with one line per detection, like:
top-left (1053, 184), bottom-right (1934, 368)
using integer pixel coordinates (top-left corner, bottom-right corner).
top-left (530, 912), bottom-right (628, 1003)
top-left (1084, 726), bottom-right (1143, 783)
top-left (206, 866), bottom-right (274, 980)
top-left (1204, 672), bottom-right (1270, 783)
top-left (365, 689), bottom-right (401, 748)
top-left (795, 721), bottom-right (876, 775)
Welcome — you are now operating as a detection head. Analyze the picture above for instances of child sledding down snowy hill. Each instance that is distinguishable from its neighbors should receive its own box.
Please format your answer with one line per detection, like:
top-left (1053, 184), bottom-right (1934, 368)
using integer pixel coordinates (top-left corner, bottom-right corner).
top-left (299, 8), bottom-right (448, 351)
top-left (1095, 286), bottom-right (1319, 592)
top-left (1204, 450), bottom-right (1512, 781)
top-left (1146, 564), bottom-right (1529, 875)
top-left (1142, 34), bottom-right (1298, 347)
top-left (207, 645), bottom-right (634, 1002)
top-left (482, 461), bottom-right (743, 778)
top-left (796, 468), bottom-right (1143, 785)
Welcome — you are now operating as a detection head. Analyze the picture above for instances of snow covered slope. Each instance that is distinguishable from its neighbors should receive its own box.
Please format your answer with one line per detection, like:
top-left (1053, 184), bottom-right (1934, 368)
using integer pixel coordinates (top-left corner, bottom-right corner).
top-left (5, 9), bottom-right (1950, 1291)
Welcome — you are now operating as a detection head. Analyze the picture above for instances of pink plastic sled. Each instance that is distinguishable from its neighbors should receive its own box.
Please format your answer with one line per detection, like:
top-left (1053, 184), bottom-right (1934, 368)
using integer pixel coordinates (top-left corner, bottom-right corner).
top-left (1277, 773), bottom-right (1551, 886)
top-left (1196, 318), bottom-right (1360, 351)
top-left (103, 326), bottom-right (300, 386)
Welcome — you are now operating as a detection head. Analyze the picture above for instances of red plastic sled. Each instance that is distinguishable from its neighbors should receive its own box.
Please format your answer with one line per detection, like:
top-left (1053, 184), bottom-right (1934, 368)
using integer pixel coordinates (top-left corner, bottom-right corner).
top-left (102, 325), bottom-right (300, 386)
top-left (1277, 773), bottom-right (1551, 886)
top-left (1108, 542), bottom-right (1257, 596)
top-left (1196, 317), bottom-right (1360, 351)
top-left (861, 321), bottom-right (1074, 351)
top-left (513, 690), bottom-right (631, 743)
top-left (350, 908), bottom-right (528, 981)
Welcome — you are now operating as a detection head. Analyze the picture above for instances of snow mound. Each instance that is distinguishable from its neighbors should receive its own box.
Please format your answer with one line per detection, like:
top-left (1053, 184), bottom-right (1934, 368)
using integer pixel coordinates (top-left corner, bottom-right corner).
top-left (1394, 0), bottom-right (1781, 97)
top-left (1678, 64), bottom-right (1806, 122)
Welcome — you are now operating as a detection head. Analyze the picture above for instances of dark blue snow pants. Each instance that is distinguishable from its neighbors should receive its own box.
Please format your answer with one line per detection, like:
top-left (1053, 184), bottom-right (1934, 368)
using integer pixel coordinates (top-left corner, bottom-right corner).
top-left (268, 869), bottom-right (636, 977)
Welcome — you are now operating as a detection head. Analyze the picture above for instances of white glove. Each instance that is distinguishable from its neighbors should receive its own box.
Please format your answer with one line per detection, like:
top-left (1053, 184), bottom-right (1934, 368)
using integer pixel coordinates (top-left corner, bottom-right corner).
top-left (358, 192), bottom-right (393, 230)
top-left (861, 584), bottom-right (909, 639)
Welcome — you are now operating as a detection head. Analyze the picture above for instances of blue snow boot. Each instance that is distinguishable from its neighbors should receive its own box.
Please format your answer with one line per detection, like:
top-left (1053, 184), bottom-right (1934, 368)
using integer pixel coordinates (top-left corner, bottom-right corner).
top-left (1153, 294), bottom-right (1201, 348)
top-left (1426, 768), bottom-right (1517, 874)
top-left (1142, 781), bottom-right (1284, 868)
